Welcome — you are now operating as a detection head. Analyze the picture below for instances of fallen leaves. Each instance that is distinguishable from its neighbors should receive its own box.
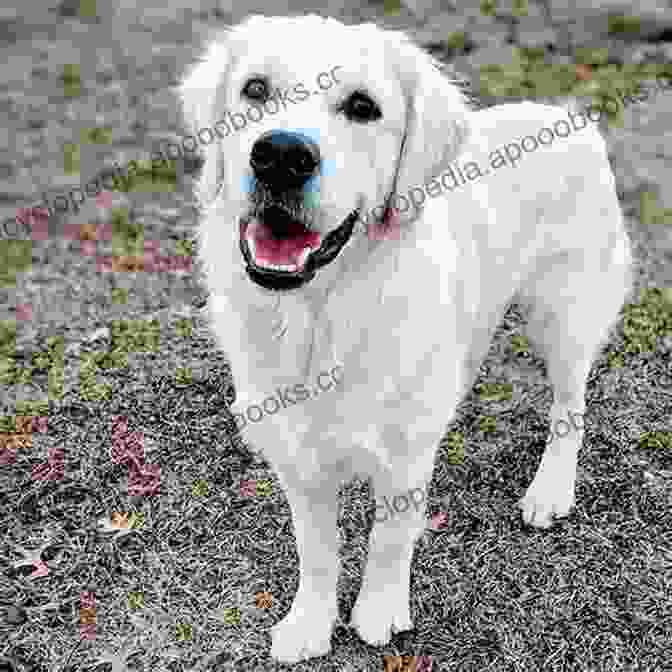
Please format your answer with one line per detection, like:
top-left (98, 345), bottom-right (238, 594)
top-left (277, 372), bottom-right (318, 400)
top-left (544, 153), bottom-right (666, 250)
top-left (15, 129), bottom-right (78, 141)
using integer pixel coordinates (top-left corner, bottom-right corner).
top-left (80, 591), bottom-right (97, 639)
top-left (383, 655), bottom-right (433, 672)
top-left (110, 416), bottom-right (161, 496)
top-left (32, 447), bottom-right (64, 481)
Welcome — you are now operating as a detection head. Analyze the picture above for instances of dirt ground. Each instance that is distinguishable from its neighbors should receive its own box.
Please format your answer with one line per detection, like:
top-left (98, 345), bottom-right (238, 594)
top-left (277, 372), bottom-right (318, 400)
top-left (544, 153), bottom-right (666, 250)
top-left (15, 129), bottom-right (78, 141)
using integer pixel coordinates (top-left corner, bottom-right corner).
top-left (0, 1), bottom-right (671, 671)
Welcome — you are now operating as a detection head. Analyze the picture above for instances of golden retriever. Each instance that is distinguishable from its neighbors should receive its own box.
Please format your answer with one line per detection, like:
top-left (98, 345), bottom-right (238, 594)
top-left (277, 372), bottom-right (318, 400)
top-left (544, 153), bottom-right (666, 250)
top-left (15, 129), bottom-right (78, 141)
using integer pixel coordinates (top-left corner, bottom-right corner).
top-left (179, 14), bottom-right (632, 662)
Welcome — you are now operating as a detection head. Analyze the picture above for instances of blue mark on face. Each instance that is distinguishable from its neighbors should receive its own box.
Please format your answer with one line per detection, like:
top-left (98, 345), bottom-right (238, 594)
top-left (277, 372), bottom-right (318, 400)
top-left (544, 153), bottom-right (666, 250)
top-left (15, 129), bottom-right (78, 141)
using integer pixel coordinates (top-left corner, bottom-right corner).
top-left (243, 127), bottom-right (335, 207)
top-left (242, 173), bottom-right (256, 196)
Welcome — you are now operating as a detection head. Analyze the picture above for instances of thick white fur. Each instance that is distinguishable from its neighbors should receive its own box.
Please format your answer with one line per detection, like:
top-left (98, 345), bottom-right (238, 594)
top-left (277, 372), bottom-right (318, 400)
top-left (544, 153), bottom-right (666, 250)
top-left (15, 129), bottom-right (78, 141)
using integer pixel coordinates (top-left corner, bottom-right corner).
top-left (179, 15), bottom-right (633, 662)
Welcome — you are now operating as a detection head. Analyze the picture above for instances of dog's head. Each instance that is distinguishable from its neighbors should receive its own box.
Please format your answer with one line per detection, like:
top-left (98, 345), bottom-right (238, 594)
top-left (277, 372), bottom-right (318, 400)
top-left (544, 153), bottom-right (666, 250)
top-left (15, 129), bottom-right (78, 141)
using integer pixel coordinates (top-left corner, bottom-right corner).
top-left (179, 14), bottom-right (472, 292)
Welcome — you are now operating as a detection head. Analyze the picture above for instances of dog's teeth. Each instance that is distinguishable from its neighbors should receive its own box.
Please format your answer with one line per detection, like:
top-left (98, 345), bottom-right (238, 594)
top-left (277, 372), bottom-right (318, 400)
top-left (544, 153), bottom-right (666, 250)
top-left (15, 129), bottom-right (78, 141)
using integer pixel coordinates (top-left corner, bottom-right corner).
top-left (246, 233), bottom-right (257, 259)
top-left (263, 262), bottom-right (297, 272)
top-left (298, 247), bottom-right (312, 268)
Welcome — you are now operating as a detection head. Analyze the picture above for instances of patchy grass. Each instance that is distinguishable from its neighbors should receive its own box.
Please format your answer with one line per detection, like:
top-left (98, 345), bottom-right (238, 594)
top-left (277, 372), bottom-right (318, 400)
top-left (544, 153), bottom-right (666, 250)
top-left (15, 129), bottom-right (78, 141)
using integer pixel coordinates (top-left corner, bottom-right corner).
top-left (1, 3), bottom-right (671, 672)
top-left (608, 14), bottom-right (642, 36)
top-left (480, 0), bottom-right (497, 17)
top-left (621, 286), bottom-right (672, 354)
top-left (478, 48), bottom-right (671, 125)
top-left (0, 241), bottom-right (33, 288)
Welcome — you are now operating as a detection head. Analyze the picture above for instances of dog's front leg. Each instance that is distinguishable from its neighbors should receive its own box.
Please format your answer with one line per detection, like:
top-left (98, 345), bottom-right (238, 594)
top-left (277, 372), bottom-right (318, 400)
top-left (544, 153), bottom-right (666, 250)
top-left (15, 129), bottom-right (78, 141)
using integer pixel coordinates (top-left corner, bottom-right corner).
top-left (351, 484), bottom-right (426, 645)
top-left (270, 466), bottom-right (341, 662)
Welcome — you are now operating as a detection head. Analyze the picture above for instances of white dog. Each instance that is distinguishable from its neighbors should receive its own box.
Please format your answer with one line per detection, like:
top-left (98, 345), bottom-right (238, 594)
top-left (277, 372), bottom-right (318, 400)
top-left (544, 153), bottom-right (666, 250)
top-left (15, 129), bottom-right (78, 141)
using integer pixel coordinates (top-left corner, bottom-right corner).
top-left (179, 15), bottom-right (632, 662)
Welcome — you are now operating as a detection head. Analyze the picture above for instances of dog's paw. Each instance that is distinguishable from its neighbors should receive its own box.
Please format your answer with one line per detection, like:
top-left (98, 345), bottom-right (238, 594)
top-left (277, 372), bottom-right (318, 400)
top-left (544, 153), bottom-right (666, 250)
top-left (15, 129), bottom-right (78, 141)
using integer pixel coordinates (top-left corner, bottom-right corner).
top-left (270, 595), bottom-right (336, 663)
top-left (351, 581), bottom-right (412, 645)
top-left (518, 460), bottom-right (576, 529)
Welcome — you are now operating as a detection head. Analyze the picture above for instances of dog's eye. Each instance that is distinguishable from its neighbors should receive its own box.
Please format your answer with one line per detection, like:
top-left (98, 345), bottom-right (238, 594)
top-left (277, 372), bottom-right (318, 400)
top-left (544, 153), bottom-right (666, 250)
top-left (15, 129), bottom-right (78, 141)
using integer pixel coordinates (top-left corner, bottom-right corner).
top-left (242, 78), bottom-right (270, 102)
top-left (342, 91), bottom-right (382, 123)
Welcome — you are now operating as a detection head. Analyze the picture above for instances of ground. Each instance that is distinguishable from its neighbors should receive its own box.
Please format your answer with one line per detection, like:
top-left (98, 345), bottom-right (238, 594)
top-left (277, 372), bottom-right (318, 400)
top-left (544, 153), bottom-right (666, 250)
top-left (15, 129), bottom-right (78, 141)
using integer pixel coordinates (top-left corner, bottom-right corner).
top-left (0, 1), bottom-right (671, 671)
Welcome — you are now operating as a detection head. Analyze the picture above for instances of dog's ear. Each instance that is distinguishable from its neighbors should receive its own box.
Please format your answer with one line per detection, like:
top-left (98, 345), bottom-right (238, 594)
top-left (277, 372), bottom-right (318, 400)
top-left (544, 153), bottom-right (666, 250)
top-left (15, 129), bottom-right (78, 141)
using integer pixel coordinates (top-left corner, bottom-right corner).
top-left (383, 31), bottom-right (472, 223)
top-left (177, 30), bottom-right (234, 208)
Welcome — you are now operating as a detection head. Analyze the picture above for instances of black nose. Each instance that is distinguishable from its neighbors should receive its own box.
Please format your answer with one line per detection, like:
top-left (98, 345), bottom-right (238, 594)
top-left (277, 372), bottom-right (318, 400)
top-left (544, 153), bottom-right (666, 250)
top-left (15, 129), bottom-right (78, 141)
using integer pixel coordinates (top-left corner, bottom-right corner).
top-left (250, 130), bottom-right (321, 191)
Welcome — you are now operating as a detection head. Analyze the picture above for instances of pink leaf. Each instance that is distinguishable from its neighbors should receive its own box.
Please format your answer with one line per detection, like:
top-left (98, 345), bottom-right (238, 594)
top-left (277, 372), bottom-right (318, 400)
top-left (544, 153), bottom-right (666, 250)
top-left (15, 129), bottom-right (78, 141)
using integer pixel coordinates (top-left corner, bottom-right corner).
top-left (128, 461), bottom-right (161, 496)
top-left (112, 416), bottom-right (129, 438)
top-left (16, 207), bottom-right (49, 240)
top-left (239, 479), bottom-right (256, 497)
top-left (0, 447), bottom-right (18, 465)
top-left (80, 623), bottom-right (97, 639)
top-left (96, 255), bottom-right (114, 272)
top-left (81, 240), bottom-right (98, 256)
top-left (430, 512), bottom-right (448, 530)
top-left (81, 591), bottom-right (96, 609)
top-left (96, 191), bottom-right (113, 209)
top-left (32, 416), bottom-right (48, 433)
top-left (29, 560), bottom-right (49, 578)
top-left (15, 304), bottom-right (33, 321)
top-left (48, 447), bottom-right (64, 466)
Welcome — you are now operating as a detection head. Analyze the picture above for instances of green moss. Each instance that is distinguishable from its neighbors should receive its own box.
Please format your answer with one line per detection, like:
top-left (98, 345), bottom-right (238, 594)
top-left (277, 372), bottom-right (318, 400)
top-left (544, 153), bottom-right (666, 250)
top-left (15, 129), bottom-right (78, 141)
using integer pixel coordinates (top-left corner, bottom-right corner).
top-left (111, 319), bottom-right (160, 353)
top-left (479, 50), bottom-right (576, 98)
top-left (575, 48), bottom-right (610, 67)
top-left (115, 159), bottom-right (178, 193)
top-left (32, 350), bottom-right (52, 371)
top-left (82, 127), bottom-right (112, 144)
top-left (0, 240), bottom-right (32, 287)
top-left (49, 365), bottom-right (64, 399)
top-left (480, 416), bottom-right (498, 434)
top-left (607, 351), bottom-right (625, 369)
top-left (62, 64), bottom-right (81, 97)
top-left (80, 379), bottom-right (111, 402)
top-left (511, 334), bottom-right (530, 356)
top-left (640, 190), bottom-right (672, 225)
top-left (638, 430), bottom-right (672, 450)
top-left (446, 32), bottom-right (467, 51)
top-left (621, 287), bottom-right (672, 354)
top-left (126, 174), bottom-right (176, 193)
top-left (63, 143), bottom-right (80, 174)
top-left (0, 356), bottom-right (17, 385)
top-left (478, 382), bottom-right (513, 402)
top-left (0, 321), bottom-right (38, 385)
top-left (480, 0), bottom-right (497, 16)
top-left (15, 365), bottom-right (34, 385)
top-left (128, 511), bottom-right (145, 529)
top-left (512, 0), bottom-right (528, 17)
top-left (111, 208), bottom-right (130, 229)
top-left (175, 239), bottom-right (193, 257)
top-left (383, 0), bottom-right (402, 15)
top-left (111, 288), bottom-right (128, 304)
top-left (175, 623), bottom-right (193, 641)
top-left (96, 347), bottom-right (129, 370)
top-left (479, 53), bottom-right (668, 116)
top-left (608, 15), bottom-right (641, 35)
top-left (128, 592), bottom-right (145, 609)
top-left (176, 367), bottom-right (193, 385)
top-left (571, 63), bottom-right (648, 125)
top-left (64, 82), bottom-right (81, 97)
top-left (518, 47), bottom-right (547, 63)
top-left (175, 318), bottom-right (193, 339)
top-left (223, 607), bottom-right (240, 625)
top-left (79, 350), bottom-right (112, 401)
top-left (15, 400), bottom-right (49, 417)
top-left (112, 210), bottom-right (144, 257)
top-left (445, 431), bottom-right (465, 464)
top-left (0, 321), bottom-right (16, 355)
top-left (192, 479), bottom-right (209, 497)
top-left (79, 0), bottom-right (97, 18)
top-left (47, 336), bottom-right (65, 359)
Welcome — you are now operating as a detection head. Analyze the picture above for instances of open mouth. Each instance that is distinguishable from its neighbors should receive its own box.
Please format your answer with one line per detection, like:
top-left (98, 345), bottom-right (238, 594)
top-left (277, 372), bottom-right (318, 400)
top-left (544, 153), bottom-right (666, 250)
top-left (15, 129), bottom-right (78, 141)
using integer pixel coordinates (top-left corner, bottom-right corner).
top-left (239, 205), bottom-right (359, 291)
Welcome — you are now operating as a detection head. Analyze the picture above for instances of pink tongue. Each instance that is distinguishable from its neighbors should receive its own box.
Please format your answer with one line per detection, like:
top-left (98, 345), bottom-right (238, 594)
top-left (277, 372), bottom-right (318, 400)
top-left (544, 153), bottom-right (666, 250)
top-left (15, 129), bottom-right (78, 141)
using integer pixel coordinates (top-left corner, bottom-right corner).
top-left (247, 219), bottom-right (322, 266)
